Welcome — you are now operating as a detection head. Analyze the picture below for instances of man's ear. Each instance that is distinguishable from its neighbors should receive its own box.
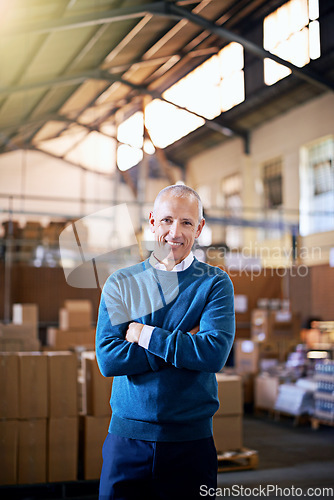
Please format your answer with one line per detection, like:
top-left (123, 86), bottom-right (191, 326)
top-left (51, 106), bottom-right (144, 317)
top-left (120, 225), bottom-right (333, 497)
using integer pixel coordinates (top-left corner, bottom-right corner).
top-left (148, 211), bottom-right (155, 233)
top-left (195, 218), bottom-right (205, 239)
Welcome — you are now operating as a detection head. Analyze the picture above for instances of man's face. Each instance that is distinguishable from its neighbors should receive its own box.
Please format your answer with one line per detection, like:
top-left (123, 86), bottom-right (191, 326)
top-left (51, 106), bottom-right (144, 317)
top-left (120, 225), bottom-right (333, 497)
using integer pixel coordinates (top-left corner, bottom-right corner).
top-left (149, 193), bottom-right (205, 267)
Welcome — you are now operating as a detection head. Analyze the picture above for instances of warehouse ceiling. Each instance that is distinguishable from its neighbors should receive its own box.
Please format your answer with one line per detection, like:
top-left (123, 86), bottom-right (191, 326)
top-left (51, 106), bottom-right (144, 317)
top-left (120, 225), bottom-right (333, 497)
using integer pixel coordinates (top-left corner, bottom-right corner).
top-left (0, 0), bottom-right (334, 179)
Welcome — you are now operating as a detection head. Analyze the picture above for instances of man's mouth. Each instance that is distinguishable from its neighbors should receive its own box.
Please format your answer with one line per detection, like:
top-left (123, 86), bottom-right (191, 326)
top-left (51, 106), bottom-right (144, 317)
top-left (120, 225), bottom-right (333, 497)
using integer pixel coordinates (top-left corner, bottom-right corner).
top-left (165, 241), bottom-right (183, 247)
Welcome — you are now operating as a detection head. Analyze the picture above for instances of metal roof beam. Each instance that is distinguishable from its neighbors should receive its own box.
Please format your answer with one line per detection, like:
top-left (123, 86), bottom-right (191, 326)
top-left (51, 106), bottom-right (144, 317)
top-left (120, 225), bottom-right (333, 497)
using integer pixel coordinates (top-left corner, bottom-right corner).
top-left (1, 2), bottom-right (174, 37)
top-left (161, 2), bottom-right (334, 93)
top-left (99, 71), bottom-right (249, 143)
top-left (0, 70), bottom-right (248, 142)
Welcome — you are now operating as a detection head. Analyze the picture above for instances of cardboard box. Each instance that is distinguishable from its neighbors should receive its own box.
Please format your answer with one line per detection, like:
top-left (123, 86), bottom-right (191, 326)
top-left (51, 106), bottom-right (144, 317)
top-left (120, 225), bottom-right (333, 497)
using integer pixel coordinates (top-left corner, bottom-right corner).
top-left (46, 327), bottom-right (95, 349)
top-left (270, 311), bottom-right (300, 340)
top-left (47, 352), bottom-right (78, 417)
top-left (0, 353), bottom-right (19, 419)
top-left (80, 415), bottom-right (110, 480)
top-left (216, 374), bottom-right (243, 416)
top-left (251, 309), bottom-right (270, 342)
top-left (251, 309), bottom-right (300, 343)
top-left (59, 300), bottom-right (92, 330)
top-left (0, 336), bottom-right (40, 352)
top-left (213, 415), bottom-right (243, 453)
top-left (12, 303), bottom-right (38, 338)
top-left (81, 351), bottom-right (112, 416)
top-left (48, 417), bottom-right (78, 482)
top-left (18, 353), bottom-right (48, 419)
top-left (254, 375), bottom-right (280, 410)
top-left (0, 420), bottom-right (18, 485)
top-left (235, 340), bottom-right (260, 374)
top-left (18, 419), bottom-right (47, 484)
top-left (0, 323), bottom-right (37, 339)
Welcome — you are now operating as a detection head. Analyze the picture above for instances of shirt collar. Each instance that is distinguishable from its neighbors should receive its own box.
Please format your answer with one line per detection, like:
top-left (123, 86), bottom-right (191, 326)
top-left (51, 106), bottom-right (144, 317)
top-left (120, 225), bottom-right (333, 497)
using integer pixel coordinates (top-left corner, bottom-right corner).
top-left (149, 251), bottom-right (194, 272)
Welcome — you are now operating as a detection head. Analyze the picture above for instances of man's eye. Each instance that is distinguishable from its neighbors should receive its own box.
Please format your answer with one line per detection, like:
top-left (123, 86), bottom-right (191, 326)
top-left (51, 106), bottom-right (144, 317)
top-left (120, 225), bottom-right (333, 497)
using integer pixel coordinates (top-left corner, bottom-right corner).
top-left (183, 221), bottom-right (192, 225)
top-left (162, 218), bottom-right (172, 223)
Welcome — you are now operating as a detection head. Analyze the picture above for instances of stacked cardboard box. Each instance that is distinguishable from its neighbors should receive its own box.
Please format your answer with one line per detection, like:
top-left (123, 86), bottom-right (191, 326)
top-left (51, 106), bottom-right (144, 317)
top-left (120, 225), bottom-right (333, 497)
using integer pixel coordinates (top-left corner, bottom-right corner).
top-left (0, 324), bottom-right (40, 352)
top-left (18, 353), bottom-right (48, 485)
top-left (12, 303), bottom-right (39, 338)
top-left (213, 374), bottom-right (243, 454)
top-left (254, 374), bottom-right (280, 411)
top-left (20, 221), bottom-right (43, 254)
top-left (0, 354), bottom-right (20, 486)
top-left (46, 352), bottom-right (78, 483)
top-left (234, 340), bottom-right (260, 374)
top-left (42, 221), bottom-right (67, 246)
top-left (250, 309), bottom-right (299, 363)
top-left (0, 352), bottom-right (79, 486)
top-left (80, 351), bottom-right (112, 416)
top-left (46, 300), bottom-right (95, 350)
top-left (60, 300), bottom-right (92, 331)
top-left (79, 351), bottom-right (112, 480)
top-left (0, 302), bottom-right (40, 352)
top-left (251, 309), bottom-right (300, 343)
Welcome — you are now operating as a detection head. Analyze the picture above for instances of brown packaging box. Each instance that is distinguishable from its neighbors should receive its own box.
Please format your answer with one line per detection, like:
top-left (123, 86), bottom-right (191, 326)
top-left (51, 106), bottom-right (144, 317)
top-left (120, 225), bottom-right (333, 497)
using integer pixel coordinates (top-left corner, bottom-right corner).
top-left (0, 420), bottom-right (18, 485)
top-left (46, 327), bottom-right (95, 349)
top-left (0, 353), bottom-right (19, 419)
top-left (251, 309), bottom-right (270, 342)
top-left (12, 303), bottom-right (38, 338)
top-left (80, 415), bottom-right (110, 480)
top-left (213, 415), bottom-right (243, 454)
top-left (48, 417), bottom-right (78, 482)
top-left (18, 419), bottom-right (47, 484)
top-left (235, 340), bottom-right (260, 374)
top-left (81, 351), bottom-right (112, 416)
top-left (59, 300), bottom-right (92, 331)
top-left (18, 353), bottom-right (48, 419)
top-left (254, 375), bottom-right (280, 410)
top-left (215, 374), bottom-right (243, 416)
top-left (0, 334), bottom-right (40, 352)
top-left (0, 323), bottom-right (37, 339)
top-left (46, 352), bottom-right (78, 417)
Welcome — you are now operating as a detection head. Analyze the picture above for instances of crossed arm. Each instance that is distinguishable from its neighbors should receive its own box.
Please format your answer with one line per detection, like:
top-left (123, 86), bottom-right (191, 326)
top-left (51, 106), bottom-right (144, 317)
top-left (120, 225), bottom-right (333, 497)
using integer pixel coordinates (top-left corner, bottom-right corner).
top-left (96, 273), bottom-right (235, 376)
top-left (125, 322), bottom-right (199, 343)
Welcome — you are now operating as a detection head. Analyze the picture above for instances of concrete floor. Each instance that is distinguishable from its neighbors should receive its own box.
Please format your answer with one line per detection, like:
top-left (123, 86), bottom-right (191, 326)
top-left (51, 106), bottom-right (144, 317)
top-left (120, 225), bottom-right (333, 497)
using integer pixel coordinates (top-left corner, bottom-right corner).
top-left (218, 413), bottom-right (334, 497)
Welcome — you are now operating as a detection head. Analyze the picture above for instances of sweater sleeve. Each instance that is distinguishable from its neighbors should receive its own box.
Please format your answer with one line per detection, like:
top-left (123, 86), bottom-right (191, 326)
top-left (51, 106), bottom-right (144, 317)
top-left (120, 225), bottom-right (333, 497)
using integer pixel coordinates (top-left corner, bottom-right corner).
top-left (95, 278), bottom-right (162, 377)
top-left (145, 273), bottom-right (235, 373)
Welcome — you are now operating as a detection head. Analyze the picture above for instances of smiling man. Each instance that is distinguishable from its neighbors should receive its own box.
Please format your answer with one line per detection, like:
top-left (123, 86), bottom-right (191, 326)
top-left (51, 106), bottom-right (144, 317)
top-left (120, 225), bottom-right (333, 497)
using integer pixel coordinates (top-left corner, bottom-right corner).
top-left (96, 185), bottom-right (235, 500)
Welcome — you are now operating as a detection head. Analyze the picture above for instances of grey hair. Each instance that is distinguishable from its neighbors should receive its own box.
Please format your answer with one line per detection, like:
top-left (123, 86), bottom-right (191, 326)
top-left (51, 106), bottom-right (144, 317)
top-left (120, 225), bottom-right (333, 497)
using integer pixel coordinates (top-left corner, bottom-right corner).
top-left (153, 184), bottom-right (204, 221)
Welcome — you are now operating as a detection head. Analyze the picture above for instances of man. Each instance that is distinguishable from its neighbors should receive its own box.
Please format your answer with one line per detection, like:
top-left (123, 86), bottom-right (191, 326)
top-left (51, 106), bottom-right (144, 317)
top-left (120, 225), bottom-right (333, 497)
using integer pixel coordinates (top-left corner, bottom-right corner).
top-left (96, 184), bottom-right (235, 500)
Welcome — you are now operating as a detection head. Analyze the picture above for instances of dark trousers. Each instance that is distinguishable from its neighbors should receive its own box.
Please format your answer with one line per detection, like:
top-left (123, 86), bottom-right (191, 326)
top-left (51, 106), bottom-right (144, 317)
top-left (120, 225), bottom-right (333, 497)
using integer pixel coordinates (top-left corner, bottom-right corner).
top-left (99, 433), bottom-right (217, 500)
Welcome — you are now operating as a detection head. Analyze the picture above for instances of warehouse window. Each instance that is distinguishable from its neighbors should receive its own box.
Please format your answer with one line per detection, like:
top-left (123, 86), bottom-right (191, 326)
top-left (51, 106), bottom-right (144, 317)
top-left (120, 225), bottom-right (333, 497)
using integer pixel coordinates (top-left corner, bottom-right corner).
top-left (259, 158), bottom-right (283, 240)
top-left (263, 158), bottom-right (283, 209)
top-left (300, 136), bottom-right (334, 235)
top-left (164, 41), bottom-right (244, 118)
top-left (263, 0), bottom-right (320, 86)
top-left (116, 112), bottom-right (157, 171)
top-left (116, 43), bottom-right (244, 160)
top-left (146, 43), bottom-right (244, 149)
top-left (222, 174), bottom-right (243, 248)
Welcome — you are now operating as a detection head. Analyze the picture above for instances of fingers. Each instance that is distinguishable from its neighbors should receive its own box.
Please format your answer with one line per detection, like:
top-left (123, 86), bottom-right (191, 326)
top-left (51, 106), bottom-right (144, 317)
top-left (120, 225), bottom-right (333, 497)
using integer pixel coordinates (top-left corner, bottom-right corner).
top-left (189, 325), bottom-right (200, 335)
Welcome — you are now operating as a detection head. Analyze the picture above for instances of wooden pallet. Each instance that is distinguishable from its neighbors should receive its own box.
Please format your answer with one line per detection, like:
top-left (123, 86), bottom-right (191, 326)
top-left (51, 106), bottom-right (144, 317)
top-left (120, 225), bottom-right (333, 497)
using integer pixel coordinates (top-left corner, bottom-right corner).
top-left (217, 448), bottom-right (259, 472)
top-left (311, 417), bottom-right (334, 430)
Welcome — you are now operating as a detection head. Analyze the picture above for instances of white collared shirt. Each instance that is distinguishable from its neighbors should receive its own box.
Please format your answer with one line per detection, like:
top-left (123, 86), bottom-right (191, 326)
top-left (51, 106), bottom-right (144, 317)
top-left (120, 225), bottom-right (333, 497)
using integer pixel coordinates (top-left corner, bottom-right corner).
top-left (139, 251), bottom-right (194, 348)
top-left (149, 251), bottom-right (194, 272)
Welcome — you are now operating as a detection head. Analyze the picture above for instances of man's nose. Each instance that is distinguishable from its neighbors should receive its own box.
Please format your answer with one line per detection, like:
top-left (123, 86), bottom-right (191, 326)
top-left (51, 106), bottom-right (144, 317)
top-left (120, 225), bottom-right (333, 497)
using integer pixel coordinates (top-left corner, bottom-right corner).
top-left (169, 221), bottom-right (181, 238)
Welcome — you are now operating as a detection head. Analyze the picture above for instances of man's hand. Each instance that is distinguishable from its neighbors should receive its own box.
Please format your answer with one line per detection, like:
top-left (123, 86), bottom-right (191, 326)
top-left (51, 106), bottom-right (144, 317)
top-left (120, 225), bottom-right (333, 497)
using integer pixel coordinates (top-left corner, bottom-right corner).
top-left (125, 322), bottom-right (144, 343)
top-left (189, 325), bottom-right (200, 335)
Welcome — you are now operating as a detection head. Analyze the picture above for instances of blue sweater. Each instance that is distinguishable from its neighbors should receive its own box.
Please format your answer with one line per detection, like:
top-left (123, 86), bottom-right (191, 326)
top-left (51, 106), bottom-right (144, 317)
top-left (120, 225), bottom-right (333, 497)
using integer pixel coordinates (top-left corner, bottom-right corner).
top-left (95, 257), bottom-right (235, 442)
